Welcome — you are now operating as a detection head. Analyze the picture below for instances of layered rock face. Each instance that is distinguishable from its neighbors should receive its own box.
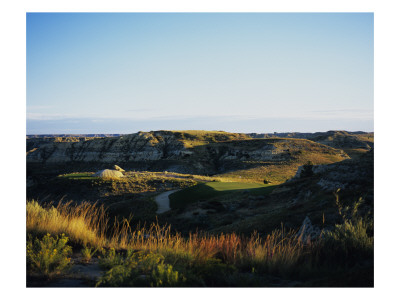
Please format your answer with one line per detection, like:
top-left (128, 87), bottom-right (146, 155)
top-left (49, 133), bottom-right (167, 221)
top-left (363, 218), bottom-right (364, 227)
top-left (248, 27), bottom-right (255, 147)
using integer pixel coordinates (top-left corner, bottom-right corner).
top-left (26, 136), bottom-right (112, 153)
top-left (27, 131), bottom-right (349, 174)
top-left (27, 132), bottom-right (180, 163)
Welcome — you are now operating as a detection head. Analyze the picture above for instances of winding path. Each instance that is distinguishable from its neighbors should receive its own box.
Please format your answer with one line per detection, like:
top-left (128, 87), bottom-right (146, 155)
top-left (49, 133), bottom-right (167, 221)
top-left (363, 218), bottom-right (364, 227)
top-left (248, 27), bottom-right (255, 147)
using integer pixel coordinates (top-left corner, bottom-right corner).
top-left (155, 190), bottom-right (180, 214)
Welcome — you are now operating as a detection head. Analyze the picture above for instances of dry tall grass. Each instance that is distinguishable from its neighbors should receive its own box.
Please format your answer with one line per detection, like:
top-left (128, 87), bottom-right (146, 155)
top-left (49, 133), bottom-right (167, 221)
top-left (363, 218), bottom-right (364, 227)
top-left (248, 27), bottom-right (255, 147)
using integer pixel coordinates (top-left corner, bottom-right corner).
top-left (27, 200), bottom-right (308, 269)
top-left (26, 200), bottom-right (109, 247)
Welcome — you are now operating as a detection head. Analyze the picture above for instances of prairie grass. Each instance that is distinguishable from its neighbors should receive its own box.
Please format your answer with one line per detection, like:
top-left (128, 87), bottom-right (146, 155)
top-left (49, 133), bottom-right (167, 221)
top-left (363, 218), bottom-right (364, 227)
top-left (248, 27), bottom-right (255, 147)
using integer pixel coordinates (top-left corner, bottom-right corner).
top-left (166, 130), bottom-right (249, 148)
top-left (26, 200), bottom-right (108, 248)
top-left (26, 199), bottom-right (372, 286)
top-left (220, 163), bottom-right (299, 184)
top-left (220, 148), bottom-right (347, 184)
top-left (27, 200), bottom-right (306, 270)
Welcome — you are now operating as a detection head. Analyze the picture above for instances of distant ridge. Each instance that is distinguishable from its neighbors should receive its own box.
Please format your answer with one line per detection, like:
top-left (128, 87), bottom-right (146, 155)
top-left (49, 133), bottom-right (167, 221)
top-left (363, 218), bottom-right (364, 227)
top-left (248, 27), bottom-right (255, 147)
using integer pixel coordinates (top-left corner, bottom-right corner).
top-left (246, 130), bottom-right (373, 151)
top-left (27, 134), bottom-right (125, 138)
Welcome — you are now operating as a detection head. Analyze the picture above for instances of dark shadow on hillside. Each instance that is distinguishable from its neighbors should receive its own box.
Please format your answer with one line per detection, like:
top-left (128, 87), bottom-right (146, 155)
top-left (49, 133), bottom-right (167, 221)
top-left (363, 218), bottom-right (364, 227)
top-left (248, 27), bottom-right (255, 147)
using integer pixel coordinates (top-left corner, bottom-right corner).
top-left (169, 183), bottom-right (277, 209)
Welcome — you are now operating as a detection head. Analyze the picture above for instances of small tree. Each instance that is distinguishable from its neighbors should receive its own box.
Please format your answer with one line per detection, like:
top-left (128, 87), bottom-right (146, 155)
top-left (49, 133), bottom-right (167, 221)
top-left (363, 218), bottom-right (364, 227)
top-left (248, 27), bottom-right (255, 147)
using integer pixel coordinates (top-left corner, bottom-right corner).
top-left (300, 161), bottom-right (314, 178)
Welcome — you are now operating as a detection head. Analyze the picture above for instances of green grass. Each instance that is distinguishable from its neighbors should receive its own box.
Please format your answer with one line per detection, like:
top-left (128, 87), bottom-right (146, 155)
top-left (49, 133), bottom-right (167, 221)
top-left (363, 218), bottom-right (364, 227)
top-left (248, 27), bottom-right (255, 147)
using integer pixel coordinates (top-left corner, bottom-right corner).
top-left (205, 182), bottom-right (267, 191)
top-left (170, 182), bottom-right (276, 209)
top-left (58, 172), bottom-right (96, 180)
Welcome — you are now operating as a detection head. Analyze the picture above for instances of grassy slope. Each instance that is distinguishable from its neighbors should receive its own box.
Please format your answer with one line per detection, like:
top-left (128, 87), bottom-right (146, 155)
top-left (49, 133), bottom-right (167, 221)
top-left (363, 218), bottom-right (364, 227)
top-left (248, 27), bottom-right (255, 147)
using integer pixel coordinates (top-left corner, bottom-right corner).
top-left (213, 152), bottom-right (373, 235)
top-left (29, 171), bottom-right (203, 223)
top-left (343, 148), bottom-right (370, 159)
top-left (215, 139), bottom-right (347, 184)
top-left (170, 182), bottom-right (276, 209)
top-left (356, 133), bottom-right (374, 143)
top-left (164, 130), bottom-right (249, 148)
top-left (152, 133), bottom-right (348, 183)
top-left (164, 150), bottom-right (373, 236)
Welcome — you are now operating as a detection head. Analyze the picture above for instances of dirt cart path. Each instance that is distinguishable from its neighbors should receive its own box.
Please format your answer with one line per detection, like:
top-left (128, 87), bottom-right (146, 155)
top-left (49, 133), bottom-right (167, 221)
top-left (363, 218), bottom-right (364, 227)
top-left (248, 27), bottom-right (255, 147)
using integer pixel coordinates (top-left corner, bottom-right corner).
top-left (155, 190), bottom-right (180, 214)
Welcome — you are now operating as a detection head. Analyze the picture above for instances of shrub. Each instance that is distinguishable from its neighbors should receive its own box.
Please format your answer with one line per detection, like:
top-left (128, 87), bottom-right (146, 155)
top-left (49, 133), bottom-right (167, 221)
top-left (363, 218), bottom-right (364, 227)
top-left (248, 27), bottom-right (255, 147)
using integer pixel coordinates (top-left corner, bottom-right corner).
top-left (81, 246), bottom-right (98, 263)
top-left (96, 251), bottom-right (185, 287)
top-left (315, 192), bottom-right (373, 267)
top-left (26, 233), bottom-right (72, 278)
top-left (98, 248), bottom-right (124, 269)
top-left (151, 263), bottom-right (181, 287)
top-left (300, 161), bottom-right (314, 178)
top-left (317, 218), bottom-right (373, 266)
top-left (191, 257), bottom-right (236, 286)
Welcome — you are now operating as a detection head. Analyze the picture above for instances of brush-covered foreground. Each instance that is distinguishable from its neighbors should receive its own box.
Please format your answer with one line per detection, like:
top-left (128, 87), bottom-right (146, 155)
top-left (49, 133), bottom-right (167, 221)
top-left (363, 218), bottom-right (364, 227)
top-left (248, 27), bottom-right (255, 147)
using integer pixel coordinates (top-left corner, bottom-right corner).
top-left (26, 199), bottom-right (373, 287)
top-left (26, 131), bottom-right (374, 287)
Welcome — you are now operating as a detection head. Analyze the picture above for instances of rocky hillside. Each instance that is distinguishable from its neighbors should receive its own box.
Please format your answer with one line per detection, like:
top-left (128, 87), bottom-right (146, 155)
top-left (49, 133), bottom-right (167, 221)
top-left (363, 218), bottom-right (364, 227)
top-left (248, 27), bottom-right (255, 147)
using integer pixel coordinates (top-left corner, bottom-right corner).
top-left (307, 131), bottom-right (373, 150)
top-left (247, 131), bottom-right (373, 150)
top-left (164, 149), bottom-right (373, 236)
top-left (27, 131), bottom-right (348, 175)
top-left (26, 136), bottom-right (113, 153)
top-left (26, 131), bottom-right (247, 163)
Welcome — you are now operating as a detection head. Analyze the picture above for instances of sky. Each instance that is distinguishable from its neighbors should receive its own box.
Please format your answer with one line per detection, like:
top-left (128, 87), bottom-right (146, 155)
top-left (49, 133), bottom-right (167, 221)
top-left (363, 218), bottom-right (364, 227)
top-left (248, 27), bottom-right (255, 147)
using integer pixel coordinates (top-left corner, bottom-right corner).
top-left (26, 13), bottom-right (373, 134)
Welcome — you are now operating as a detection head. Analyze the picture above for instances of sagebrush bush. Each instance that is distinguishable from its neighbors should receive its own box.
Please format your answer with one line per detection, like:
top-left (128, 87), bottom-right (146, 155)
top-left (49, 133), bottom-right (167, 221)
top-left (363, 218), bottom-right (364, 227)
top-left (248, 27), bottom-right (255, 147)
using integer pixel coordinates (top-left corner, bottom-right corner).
top-left (96, 250), bottom-right (185, 287)
top-left (98, 248), bottom-right (124, 269)
top-left (26, 233), bottom-right (72, 277)
top-left (314, 192), bottom-right (373, 267)
top-left (318, 218), bottom-right (373, 266)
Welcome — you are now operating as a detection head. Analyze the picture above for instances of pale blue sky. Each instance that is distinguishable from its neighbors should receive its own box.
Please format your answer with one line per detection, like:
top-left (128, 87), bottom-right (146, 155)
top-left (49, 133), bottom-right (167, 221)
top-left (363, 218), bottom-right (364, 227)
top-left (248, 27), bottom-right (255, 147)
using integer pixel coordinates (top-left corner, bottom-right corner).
top-left (26, 13), bottom-right (373, 134)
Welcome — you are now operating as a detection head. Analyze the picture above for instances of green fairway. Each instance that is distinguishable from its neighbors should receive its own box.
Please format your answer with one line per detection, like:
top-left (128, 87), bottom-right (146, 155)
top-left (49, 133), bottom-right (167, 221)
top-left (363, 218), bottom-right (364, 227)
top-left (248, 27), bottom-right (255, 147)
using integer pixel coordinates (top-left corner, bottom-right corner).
top-left (205, 182), bottom-right (267, 191)
top-left (170, 181), bottom-right (276, 209)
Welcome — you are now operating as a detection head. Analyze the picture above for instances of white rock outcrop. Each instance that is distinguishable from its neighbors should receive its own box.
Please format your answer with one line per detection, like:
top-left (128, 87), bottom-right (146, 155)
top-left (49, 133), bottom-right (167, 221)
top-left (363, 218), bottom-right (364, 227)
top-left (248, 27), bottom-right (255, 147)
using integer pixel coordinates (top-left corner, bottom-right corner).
top-left (93, 169), bottom-right (124, 179)
top-left (113, 165), bottom-right (125, 172)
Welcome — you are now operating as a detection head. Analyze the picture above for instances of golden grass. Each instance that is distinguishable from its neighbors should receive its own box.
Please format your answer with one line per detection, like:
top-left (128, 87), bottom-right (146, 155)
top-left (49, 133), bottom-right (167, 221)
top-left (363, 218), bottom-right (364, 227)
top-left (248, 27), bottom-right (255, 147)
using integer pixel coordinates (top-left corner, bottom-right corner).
top-left (166, 130), bottom-right (250, 148)
top-left (26, 200), bottom-right (109, 248)
top-left (220, 148), bottom-right (347, 184)
top-left (26, 201), bottom-right (308, 268)
top-left (343, 148), bottom-right (370, 159)
top-left (353, 133), bottom-right (374, 143)
top-left (220, 164), bottom-right (298, 184)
